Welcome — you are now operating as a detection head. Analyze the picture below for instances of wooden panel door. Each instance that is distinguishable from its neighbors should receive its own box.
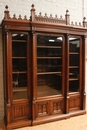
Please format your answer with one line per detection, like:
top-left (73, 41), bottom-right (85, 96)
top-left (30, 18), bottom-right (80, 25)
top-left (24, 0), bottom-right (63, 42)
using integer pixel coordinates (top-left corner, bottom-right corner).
top-left (68, 36), bottom-right (82, 112)
top-left (6, 32), bottom-right (32, 126)
top-left (32, 33), bottom-right (66, 124)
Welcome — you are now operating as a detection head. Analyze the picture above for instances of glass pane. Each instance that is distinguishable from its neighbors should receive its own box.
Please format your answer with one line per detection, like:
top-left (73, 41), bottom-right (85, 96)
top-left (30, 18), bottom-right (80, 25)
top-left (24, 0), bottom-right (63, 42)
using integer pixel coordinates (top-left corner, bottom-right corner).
top-left (69, 68), bottom-right (79, 79)
top-left (69, 37), bottom-right (80, 93)
top-left (12, 34), bottom-right (27, 100)
top-left (69, 80), bottom-right (79, 92)
top-left (37, 35), bottom-right (63, 97)
top-left (69, 54), bottom-right (79, 66)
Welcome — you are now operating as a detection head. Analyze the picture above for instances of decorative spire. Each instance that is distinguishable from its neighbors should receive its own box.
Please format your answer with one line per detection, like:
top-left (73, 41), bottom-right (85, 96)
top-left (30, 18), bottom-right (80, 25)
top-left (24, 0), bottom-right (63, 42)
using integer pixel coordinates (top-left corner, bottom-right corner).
top-left (38, 12), bottom-right (42, 17)
top-left (55, 14), bottom-right (58, 19)
top-left (4, 5), bottom-right (10, 19)
top-left (49, 14), bottom-right (53, 19)
top-left (31, 4), bottom-right (35, 11)
top-left (71, 21), bottom-right (74, 25)
top-left (75, 22), bottom-right (77, 26)
top-left (60, 15), bottom-right (63, 20)
top-left (79, 22), bottom-right (81, 26)
top-left (18, 14), bottom-right (22, 19)
top-left (5, 5), bottom-right (8, 11)
top-left (65, 9), bottom-right (70, 25)
top-left (83, 17), bottom-right (86, 22)
top-left (83, 17), bottom-right (87, 27)
top-left (30, 4), bottom-right (35, 21)
top-left (13, 14), bottom-right (16, 19)
top-left (24, 15), bottom-right (27, 20)
top-left (44, 13), bottom-right (48, 18)
top-left (66, 10), bottom-right (69, 15)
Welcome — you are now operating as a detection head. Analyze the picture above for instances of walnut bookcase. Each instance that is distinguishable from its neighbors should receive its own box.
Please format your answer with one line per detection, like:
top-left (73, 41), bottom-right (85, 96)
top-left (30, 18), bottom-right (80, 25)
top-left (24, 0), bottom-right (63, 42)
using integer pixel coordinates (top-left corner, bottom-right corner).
top-left (1, 4), bottom-right (86, 130)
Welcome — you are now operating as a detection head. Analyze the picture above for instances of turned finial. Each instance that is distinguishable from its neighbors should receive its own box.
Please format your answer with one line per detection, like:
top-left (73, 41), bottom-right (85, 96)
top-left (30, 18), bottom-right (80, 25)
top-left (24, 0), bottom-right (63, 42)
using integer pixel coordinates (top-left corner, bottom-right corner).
top-left (5, 5), bottom-right (8, 10)
top-left (66, 10), bottom-right (69, 14)
top-left (30, 4), bottom-right (35, 21)
top-left (4, 5), bottom-right (10, 19)
top-left (83, 17), bottom-right (86, 22)
top-left (83, 17), bottom-right (87, 27)
top-left (31, 4), bottom-right (35, 11)
top-left (65, 9), bottom-right (70, 25)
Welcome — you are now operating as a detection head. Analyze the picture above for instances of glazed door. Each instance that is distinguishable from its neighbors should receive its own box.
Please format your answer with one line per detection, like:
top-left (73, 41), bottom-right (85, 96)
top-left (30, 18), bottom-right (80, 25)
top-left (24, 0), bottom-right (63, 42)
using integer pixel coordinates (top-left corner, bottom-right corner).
top-left (10, 32), bottom-right (31, 124)
top-left (32, 33), bottom-right (66, 122)
top-left (36, 35), bottom-right (64, 97)
top-left (67, 36), bottom-right (82, 112)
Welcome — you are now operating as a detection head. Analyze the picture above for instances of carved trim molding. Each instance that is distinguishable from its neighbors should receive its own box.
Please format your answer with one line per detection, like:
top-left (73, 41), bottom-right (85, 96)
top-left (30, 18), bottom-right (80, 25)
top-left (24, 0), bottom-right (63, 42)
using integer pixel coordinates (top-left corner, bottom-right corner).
top-left (3, 4), bottom-right (87, 28)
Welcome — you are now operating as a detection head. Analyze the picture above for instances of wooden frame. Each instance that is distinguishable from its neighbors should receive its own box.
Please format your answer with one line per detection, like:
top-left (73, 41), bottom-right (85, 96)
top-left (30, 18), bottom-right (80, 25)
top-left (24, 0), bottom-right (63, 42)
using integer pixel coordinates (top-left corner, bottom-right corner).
top-left (1, 4), bottom-right (86, 130)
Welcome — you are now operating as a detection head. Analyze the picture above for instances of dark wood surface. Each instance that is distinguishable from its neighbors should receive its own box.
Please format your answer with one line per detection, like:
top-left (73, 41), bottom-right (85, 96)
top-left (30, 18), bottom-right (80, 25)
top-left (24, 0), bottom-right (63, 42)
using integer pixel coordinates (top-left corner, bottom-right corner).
top-left (1, 4), bottom-right (86, 130)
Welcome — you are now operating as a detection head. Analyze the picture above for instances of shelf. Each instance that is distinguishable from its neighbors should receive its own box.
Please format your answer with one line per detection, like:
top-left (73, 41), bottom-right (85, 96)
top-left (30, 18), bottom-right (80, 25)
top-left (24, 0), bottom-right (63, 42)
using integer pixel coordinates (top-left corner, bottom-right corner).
top-left (37, 46), bottom-right (61, 48)
top-left (69, 66), bottom-right (79, 68)
top-left (37, 85), bottom-right (61, 97)
top-left (12, 40), bottom-right (26, 42)
top-left (37, 57), bottom-right (61, 59)
top-left (13, 87), bottom-right (27, 92)
top-left (37, 71), bottom-right (61, 75)
top-left (69, 78), bottom-right (79, 81)
top-left (69, 52), bottom-right (79, 54)
top-left (12, 57), bottom-right (26, 59)
top-left (12, 71), bottom-right (27, 74)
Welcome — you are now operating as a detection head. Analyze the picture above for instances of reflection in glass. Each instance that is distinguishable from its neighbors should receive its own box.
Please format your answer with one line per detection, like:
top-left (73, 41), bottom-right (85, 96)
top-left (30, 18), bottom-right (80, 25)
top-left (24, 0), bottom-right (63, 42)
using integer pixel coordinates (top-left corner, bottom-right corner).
top-left (12, 34), bottom-right (27, 100)
top-left (69, 37), bottom-right (80, 93)
top-left (37, 35), bottom-right (63, 97)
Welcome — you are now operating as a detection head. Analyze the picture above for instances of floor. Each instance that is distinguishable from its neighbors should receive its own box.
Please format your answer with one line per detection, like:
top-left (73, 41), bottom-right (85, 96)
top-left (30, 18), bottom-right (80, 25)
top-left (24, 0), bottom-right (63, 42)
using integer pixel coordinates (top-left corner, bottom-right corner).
top-left (0, 109), bottom-right (87, 130)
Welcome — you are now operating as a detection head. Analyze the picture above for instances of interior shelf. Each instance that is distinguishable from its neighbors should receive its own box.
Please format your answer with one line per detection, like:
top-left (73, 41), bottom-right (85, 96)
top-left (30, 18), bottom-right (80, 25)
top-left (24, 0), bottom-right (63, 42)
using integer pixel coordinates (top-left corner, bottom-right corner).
top-left (13, 87), bottom-right (27, 92)
top-left (12, 40), bottom-right (26, 42)
top-left (37, 57), bottom-right (61, 59)
top-left (37, 71), bottom-right (61, 75)
top-left (69, 78), bottom-right (79, 81)
top-left (69, 66), bottom-right (79, 68)
top-left (69, 52), bottom-right (79, 54)
top-left (12, 57), bottom-right (26, 59)
top-left (37, 46), bottom-right (62, 48)
top-left (12, 71), bottom-right (27, 74)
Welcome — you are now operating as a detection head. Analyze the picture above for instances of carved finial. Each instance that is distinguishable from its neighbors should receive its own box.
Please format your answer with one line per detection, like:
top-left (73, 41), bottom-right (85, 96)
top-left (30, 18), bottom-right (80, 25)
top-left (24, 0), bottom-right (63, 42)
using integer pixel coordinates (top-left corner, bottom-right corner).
top-left (5, 5), bottom-right (8, 10)
top-left (65, 9), bottom-right (70, 25)
top-left (71, 21), bottom-right (74, 25)
top-left (83, 17), bottom-right (86, 22)
top-left (66, 10), bottom-right (69, 14)
top-left (24, 15), bottom-right (27, 20)
top-left (55, 14), bottom-right (58, 19)
top-left (30, 4), bottom-right (35, 21)
top-left (44, 13), bottom-right (48, 18)
top-left (39, 12), bottom-right (42, 15)
top-left (60, 15), bottom-right (63, 20)
top-left (75, 22), bottom-right (77, 26)
top-left (83, 17), bottom-right (87, 27)
top-left (31, 4), bottom-right (35, 11)
top-left (4, 5), bottom-right (10, 19)
top-left (38, 12), bottom-right (42, 17)
top-left (13, 14), bottom-right (16, 19)
top-left (32, 4), bottom-right (34, 8)
top-left (49, 14), bottom-right (53, 19)
top-left (79, 22), bottom-right (81, 26)
top-left (18, 14), bottom-right (22, 19)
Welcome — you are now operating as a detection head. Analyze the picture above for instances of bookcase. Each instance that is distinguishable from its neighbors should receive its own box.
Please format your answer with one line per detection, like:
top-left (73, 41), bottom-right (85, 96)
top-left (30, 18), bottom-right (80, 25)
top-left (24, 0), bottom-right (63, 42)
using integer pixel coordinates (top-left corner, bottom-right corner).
top-left (1, 4), bottom-right (86, 130)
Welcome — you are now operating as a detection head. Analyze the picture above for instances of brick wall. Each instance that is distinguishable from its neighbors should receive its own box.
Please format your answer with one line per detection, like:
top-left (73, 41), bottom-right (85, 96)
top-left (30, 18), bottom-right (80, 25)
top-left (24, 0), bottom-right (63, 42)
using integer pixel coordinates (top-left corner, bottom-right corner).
top-left (0, 0), bottom-right (84, 24)
top-left (0, 0), bottom-right (87, 120)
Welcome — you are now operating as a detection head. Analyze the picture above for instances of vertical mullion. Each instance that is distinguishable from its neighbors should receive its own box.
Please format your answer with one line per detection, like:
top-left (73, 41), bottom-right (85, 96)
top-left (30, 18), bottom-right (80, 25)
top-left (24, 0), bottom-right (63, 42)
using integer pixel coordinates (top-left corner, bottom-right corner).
top-left (65, 34), bottom-right (69, 114)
